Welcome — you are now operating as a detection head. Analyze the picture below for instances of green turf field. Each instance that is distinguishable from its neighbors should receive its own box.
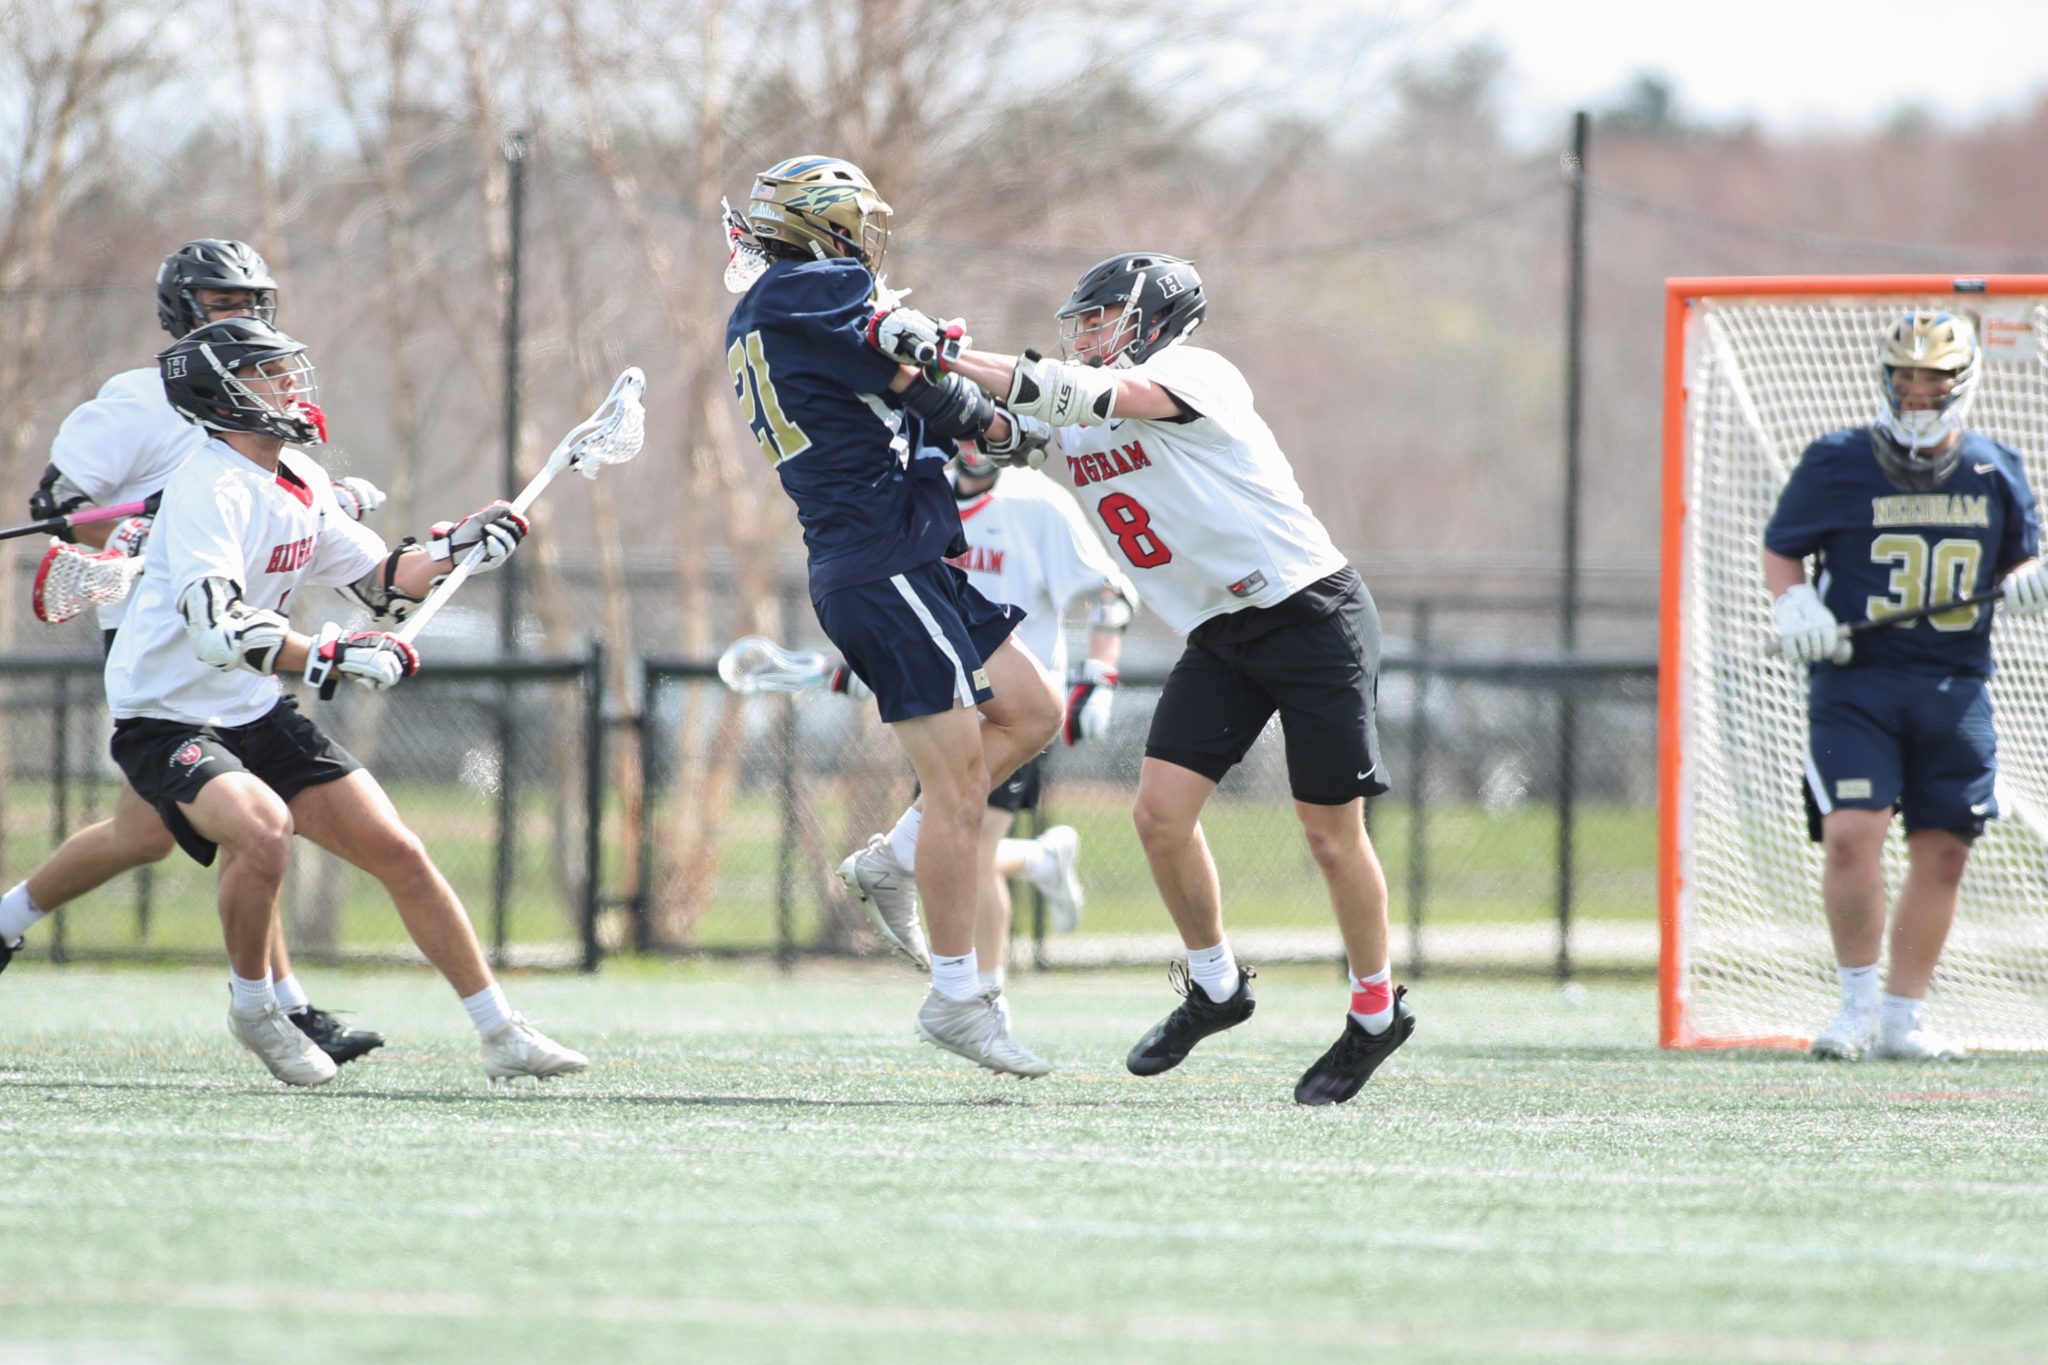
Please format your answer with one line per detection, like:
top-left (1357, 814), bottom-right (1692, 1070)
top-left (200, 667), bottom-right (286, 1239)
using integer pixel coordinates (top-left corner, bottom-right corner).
top-left (2, 964), bottom-right (2044, 1363)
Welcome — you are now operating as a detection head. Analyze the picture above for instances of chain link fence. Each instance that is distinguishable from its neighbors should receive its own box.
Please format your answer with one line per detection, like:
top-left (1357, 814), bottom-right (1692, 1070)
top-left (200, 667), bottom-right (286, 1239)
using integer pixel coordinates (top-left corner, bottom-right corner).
top-left (1, 604), bottom-right (1656, 978)
top-left (0, 650), bottom-right (603, 972)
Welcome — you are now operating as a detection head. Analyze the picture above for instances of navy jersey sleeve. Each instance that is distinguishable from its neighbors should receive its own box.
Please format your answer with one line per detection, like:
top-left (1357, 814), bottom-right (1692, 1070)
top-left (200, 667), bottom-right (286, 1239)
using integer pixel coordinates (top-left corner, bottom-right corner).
top-left (1763, 438), bottom-right (1841, 559)
top-left (1993, 443), bottom-right (2041, 571)
top-left (758, 259), bottom-right (902, 395)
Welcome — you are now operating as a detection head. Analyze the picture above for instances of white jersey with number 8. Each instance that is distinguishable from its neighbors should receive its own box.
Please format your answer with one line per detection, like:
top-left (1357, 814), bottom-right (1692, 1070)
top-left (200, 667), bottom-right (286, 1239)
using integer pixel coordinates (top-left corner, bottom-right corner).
top-left (1043, 345), bottom-right (1345, 636)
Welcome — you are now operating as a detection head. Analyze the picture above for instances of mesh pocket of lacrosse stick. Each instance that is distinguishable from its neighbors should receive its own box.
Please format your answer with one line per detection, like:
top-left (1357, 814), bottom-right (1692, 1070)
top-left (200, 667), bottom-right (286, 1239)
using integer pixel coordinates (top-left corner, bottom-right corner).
top-left (716, 635), bottom-right (831, 694)
top-left (33, 541), bottom-right (145, 624)
top-left (564, 368), bottom-right (647, 478)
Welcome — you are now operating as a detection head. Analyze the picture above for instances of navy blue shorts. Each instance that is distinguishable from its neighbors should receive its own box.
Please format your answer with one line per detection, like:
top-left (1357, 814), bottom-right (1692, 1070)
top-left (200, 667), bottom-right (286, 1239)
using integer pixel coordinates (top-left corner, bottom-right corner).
top-left (1803, 665), bottom-right (1997, 839)
top-left (813, 561), bottom-right (1024, 724)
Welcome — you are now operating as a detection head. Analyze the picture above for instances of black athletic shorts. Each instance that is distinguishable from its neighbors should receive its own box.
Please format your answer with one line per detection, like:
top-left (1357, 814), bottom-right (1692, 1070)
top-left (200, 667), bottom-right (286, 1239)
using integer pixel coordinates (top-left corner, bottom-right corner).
top-left (988, 751), bottom-right (1046, 814)
top-left (1145, 566), bottom-right (1389, 806)
top-left (109, 696), bottom-right (362, 866)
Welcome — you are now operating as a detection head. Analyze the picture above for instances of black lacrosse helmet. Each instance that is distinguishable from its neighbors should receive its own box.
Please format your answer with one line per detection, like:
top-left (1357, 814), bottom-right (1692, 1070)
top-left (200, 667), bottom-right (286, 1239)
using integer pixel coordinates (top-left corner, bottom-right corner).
top-left (158, 317), bottom-right (323, 445)
top-left (155, 239), bottom-right (279, 337)
top-left (1056, 253), bottom-right (1206, 367)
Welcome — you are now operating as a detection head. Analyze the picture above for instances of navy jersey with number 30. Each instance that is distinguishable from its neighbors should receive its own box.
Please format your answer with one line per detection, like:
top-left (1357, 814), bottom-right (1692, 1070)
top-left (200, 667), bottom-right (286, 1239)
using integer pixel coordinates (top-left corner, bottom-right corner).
top-left (726, 257), bottom-right (962, 597)
top-left (1765, 427), bottom-right (2040, 675)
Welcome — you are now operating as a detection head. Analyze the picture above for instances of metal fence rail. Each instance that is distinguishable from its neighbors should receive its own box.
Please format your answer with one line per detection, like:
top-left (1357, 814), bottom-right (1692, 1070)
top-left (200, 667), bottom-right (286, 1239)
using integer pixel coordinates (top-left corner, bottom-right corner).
top-left (0, 639), bottom-right (1657, 979)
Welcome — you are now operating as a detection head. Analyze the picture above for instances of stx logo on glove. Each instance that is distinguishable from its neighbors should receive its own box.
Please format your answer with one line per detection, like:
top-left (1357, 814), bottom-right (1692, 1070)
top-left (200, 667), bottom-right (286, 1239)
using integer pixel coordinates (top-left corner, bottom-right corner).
top-left (1066, 441), bottom-right (1152, 488)
top-left (265, 536), bottom-right (314, 573)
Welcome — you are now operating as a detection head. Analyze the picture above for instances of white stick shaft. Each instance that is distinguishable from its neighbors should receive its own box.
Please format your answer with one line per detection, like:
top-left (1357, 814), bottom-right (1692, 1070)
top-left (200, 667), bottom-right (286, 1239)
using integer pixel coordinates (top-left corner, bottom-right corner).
top-left (393, 459), bottom-right (568, 646)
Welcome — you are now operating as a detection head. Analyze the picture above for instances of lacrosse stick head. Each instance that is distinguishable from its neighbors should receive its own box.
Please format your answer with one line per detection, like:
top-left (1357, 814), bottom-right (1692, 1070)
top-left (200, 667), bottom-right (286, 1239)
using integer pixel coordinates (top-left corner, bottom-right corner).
top-left (33, 541), bottom-right (145, 625)
top-left (553, 368), bottom-right (646, 482)
top-left (723, 197), bottom-right (772, 295)
top-left (717, 635), bottom-right (831, 694)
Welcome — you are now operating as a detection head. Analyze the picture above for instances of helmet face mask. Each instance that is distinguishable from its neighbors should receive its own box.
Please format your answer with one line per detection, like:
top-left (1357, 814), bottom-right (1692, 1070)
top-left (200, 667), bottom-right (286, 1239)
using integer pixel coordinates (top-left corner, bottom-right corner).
top-left (742, 157), bottom-right (892, 276)
top-left (1057, 253), bottom-right (1205, 368)
top-left (1874, 310), bottom-right (1979, 479)
top-left (156, 239), bottom-right (279, 338)
top-left (159, 318), bottom-right (323, 445)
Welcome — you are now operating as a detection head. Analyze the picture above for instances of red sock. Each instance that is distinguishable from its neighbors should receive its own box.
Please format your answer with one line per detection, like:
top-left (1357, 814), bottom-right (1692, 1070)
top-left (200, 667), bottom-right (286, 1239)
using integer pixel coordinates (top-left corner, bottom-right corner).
top-left (1349, 965), bottom-right (1393, 1033)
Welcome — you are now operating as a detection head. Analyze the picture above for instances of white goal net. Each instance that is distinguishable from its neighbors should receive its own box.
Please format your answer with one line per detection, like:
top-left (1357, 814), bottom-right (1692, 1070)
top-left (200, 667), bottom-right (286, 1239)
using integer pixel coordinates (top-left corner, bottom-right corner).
top-left (1664, 278), bottom-right (2048, 1050)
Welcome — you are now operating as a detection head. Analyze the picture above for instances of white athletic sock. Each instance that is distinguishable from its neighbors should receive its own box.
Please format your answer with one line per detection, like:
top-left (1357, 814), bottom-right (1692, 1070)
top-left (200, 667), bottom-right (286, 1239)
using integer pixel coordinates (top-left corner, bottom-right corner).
top-left (0, 880), bottom-right (49, 944)
top-left (886, 807), bottom-right (922, 874)
top-left (1186, 940), bottom-right (1240, 1003)
top-left (461, 983), bottom-right (514, 1035)
top-left (273, 973), bottom-right (311, 1013)
top-left (1018, 839), bottom-right (1059, 884)
top-left (1348, 963), bottom-right (1395, 1035)
top-left (976, 968), bottom-right (1004, 992)
top-left (229, 971), bottom-right (275, 1014)
top-left (1881, 992), bottom-right (1924, 1032)
top-left (1838, 962), bottom-right (1882, 1013)
top-left (932, 949), bottom-right (980, 1001)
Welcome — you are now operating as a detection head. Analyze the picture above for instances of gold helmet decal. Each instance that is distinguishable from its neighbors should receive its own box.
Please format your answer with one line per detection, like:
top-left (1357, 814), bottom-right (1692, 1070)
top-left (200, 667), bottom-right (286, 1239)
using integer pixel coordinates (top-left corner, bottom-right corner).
top-left (742, 156), bottom-right (892, 275)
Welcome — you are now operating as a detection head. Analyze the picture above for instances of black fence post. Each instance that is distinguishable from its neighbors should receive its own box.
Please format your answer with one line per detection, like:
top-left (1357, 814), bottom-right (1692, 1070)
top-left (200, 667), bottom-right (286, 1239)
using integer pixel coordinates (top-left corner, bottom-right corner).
top-left (633, 658), bottom-right (658, 952)
top-left (49, 672), bottom-right (69, 964)
top-left (1406, 604), bottom-right (1431, 979)
top-left (582, 638), bottom-right (605, 973)
top-left (772, 688), bottom-right (800, 972)
top-left (1554, 110), bottom-right (1590, 984)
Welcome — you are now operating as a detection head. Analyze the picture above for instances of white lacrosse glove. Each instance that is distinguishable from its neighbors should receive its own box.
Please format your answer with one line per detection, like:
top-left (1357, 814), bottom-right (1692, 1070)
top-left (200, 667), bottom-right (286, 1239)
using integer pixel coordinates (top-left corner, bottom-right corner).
top-left (105, 514), bottom-right (152, 558)
top-left (828, 659), bottom-right (873, 701)
top-left (1774, 584), bottom-right (1851, 665)
top-left (976, 407), bottom-right (1051, 469)
top-left (866, 305), bottom-right (968, 380)
top-left (330, 477), bottom-right (387, 521)
top-left (2002, 563), bottom-right (2048, 617)
top-left (305, 622), bottom-right (420, 699)
top-left (1064, 659), bottom-right (1118, 745)
top-left (429, 500), bottom-right (530, 578)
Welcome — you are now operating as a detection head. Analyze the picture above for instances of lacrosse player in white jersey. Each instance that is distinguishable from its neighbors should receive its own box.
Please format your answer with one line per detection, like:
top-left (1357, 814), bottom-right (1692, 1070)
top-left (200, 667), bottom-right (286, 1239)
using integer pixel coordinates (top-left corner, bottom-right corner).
top-left (871, 253), bottom-right (1415, 1105)
top-left (833, 453), bottom-right (1135, 1004)
top-left (0, 240), bottom-right (388, 1066)
top-left (98, 316), bottom-right (586, 1087)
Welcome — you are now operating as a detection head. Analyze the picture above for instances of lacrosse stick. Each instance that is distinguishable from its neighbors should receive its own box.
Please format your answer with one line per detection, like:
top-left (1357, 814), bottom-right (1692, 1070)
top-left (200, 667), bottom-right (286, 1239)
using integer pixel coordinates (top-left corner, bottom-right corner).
top-left (32, 541), bottom-right (147, 624)
top-left (0, 495), bottom-right (158, 543)
top-left (395, 368), bottom-right (646, 645)
top-left (1763, 586), bottom-right (2007, 659)
top-left (716, 635), bottom-right (833, 694)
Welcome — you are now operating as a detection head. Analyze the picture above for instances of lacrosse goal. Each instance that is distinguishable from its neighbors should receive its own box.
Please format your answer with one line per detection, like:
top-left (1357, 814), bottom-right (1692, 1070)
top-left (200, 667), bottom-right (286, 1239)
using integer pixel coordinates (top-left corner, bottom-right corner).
top-left (1660, 275), bottom-right (2048, 1051)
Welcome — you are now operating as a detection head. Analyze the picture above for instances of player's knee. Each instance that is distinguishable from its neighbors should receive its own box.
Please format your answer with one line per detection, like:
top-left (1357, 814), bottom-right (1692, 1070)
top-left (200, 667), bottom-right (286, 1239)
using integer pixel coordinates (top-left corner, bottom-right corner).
top-left (363, 823), bottom-right (433, 882)
top-left (224, 806), bottom-right (294, 879)
top-left (1131, 795), bottom-right (1190, 851)
top-left (1299, 819), bottom-right (1365, 871)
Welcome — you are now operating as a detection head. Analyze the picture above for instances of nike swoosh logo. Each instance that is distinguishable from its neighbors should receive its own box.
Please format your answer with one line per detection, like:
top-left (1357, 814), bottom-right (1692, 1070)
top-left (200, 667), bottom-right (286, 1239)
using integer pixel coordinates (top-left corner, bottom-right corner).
top-left (1975, 462), bottom-right (1997, 474)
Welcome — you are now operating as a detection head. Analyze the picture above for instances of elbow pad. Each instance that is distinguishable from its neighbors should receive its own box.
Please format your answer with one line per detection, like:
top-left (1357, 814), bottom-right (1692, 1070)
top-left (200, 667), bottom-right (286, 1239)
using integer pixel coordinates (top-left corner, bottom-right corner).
top-left (1087, 585), bottom-right (1137, 633)
top-left (179, 578), bottom-right (289, 676)
top-left (345, 538), bottom-right (425, 623)
top-left (899, 372), bottom-right (996, 443)
top-left (1006, 349), bottom-right (1118, 427)
top-left (29, 465), bottom-right (91, 541)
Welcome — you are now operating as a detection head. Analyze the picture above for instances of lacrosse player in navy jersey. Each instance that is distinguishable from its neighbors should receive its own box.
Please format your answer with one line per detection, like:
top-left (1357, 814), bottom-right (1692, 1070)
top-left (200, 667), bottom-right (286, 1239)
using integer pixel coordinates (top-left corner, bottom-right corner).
top-left (0, 240), bottom-right (387, 1067)
top-left (724, 156), bottom-right (1062, 1076)
top-left (1765, 311), bottom-right (2048, 1061)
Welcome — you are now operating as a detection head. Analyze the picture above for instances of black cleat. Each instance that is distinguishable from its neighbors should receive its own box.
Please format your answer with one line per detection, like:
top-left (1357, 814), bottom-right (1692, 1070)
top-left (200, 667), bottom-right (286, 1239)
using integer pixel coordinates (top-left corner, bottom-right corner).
top-left (1126, 961), bottom-right (1256, 1076)
top-left (290, 1005), bottom-right (386, 1066)
top-left (0, 937), bottom-right (14, 975)
top-left (1294, 986), bottom-right (1416, 1106)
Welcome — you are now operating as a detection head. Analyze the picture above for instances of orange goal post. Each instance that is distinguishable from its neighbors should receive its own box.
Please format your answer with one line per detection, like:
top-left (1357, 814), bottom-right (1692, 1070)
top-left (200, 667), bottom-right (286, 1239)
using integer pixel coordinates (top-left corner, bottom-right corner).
top-left (1660, 275), bottom-right (2048, 1051)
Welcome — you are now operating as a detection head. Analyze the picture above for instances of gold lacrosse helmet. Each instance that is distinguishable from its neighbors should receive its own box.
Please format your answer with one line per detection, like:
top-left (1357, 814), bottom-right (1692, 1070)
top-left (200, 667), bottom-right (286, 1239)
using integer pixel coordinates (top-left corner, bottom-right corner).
top-left (1877, 309), bottom-right (1980, 454)
top-left (742, 156), bottom-right (892, 276)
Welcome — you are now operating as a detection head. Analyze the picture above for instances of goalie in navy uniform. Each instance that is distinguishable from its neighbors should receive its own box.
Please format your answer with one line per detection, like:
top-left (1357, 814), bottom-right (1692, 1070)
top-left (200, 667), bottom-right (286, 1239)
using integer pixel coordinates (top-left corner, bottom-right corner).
top-left (103, 316), bottom-right (588, 1087)
top-left (0, 239), bottom-right (387, 1067)
top-left (1764, 310), bottom-right (2047, 1061)
top-left (723, 155), bottom-right (1062, 1076)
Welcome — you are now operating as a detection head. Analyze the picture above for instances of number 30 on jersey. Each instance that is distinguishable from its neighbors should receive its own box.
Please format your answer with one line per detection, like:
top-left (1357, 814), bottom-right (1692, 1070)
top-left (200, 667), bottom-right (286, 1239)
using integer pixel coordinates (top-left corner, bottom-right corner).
top-left (728, 330), bottom-right (811, 464)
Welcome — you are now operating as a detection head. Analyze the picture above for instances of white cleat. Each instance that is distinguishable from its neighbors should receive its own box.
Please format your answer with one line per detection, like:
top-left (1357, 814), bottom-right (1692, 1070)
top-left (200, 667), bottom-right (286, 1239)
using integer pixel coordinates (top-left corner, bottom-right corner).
top-left (915, 986), bottom-right (1051, 1078)
top-left (837, 834), bottom-right (930, 969)
top-left (1877, 1015), bottom-right (1965, 1062)
top-left (1809, 1005), bottom-right (1878, 1061)
top-left (1030, 825), bottom-right (1086, 932)
top-left (481, 1014), bottom-right (590, 1081)
top-left (229, 1003), bottom-right (339, 1087)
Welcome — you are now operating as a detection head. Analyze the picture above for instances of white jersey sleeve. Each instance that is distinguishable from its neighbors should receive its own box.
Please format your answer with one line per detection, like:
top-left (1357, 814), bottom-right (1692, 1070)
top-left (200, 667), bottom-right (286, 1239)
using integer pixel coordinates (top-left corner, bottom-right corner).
top-left (48, 367), bottom-right (211, 630)
top-left (48, 368), bottom-right (204, 506)
top-left (293, 454), bottom-right (387, 588)
top-left (1044, 344), bottom-right (1346, 636)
